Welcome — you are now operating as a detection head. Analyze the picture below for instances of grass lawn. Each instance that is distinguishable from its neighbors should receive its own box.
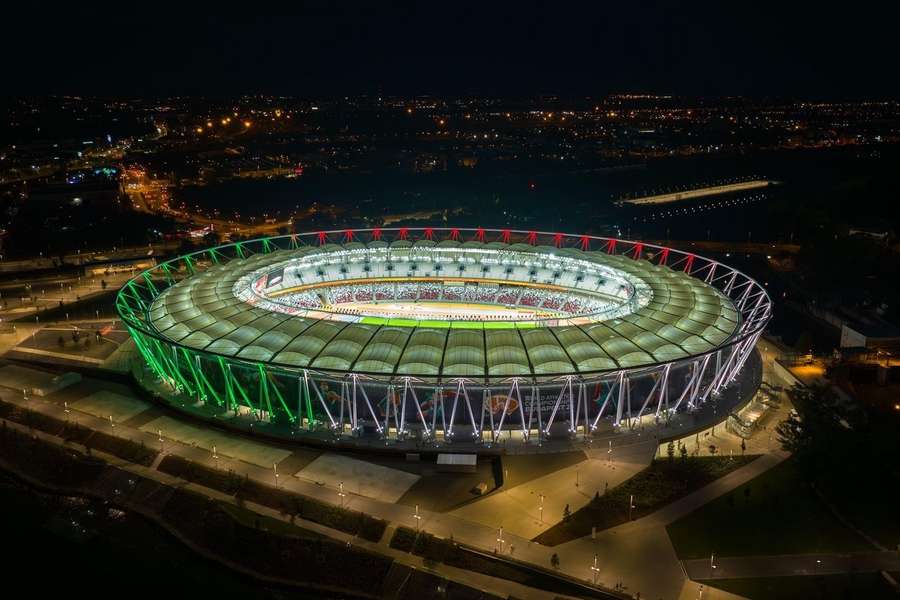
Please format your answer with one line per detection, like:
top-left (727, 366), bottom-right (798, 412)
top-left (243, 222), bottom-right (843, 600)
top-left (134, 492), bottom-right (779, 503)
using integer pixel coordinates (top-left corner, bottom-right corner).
top-left (702, 573), bottom-right (897, 600)
top-left (535, 455), bottom-right (758, 546)
top-left (667, 459), bottom-right (871, 559)
top-left (816, 476), bottom-right (900, 551)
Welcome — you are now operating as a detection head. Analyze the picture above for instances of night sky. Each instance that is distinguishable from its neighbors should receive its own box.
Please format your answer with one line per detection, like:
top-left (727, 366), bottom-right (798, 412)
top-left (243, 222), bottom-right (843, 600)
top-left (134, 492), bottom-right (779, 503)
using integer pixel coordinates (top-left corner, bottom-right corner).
top-left (5, 2), bottom-right (899, 99)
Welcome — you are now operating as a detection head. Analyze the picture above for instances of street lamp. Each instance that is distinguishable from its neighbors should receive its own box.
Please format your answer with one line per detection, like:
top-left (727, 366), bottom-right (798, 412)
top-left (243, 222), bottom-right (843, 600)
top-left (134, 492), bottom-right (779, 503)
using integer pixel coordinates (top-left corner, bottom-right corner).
top-left (273, 463), bottom-right (279, 487)
top-left (158, 429), bottom-right (164, 451)
top-left (496, 526), bottom-right (505, 553)
top-left (339, 482), bottom-right (346, 508)
top-left (212, 445), bottom-right (218, 469)
top-left (591, 553), bottom-right (600, 585)
top-left (629, 494), bottom-right (635, 521)
top-left (539, 494), bottom-right (545, 524)
top-left (413, 504), bottom-right (422, 532)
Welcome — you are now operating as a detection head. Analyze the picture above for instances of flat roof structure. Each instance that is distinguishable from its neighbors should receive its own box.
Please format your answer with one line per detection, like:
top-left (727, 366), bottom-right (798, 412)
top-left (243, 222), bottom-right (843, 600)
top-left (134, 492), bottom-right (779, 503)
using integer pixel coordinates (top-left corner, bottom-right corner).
top-left (146, 241), bottom-right (738, 382)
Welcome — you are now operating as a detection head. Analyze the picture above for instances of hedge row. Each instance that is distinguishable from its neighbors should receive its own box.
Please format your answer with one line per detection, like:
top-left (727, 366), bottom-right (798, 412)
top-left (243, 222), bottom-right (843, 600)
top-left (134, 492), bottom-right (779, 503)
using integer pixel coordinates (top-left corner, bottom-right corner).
top-left (159, 454), bottom-right (387, 542)
top-left (0, 422), bottom-right (106, 487)
top-left (0, 399), bottom-right (158, 466)
top-left (161, 489), bottom-right (392, 593)
top-left (389, 525), bottom-right (616, 599)
top-left (0, 421), bottom-right (525, 600)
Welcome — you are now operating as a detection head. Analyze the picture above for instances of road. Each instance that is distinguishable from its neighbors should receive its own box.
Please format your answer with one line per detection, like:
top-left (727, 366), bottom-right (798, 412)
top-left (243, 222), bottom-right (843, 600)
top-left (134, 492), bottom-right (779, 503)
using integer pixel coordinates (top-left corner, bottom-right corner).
top-left (0, 269), bottom-right (136, 324)
top-left (126, 186), bottom-right (294, 238)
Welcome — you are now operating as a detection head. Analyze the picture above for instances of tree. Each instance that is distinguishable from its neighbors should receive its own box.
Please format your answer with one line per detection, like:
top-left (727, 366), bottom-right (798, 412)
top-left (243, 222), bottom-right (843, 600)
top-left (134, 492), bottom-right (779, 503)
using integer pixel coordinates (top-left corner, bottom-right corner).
top-left (776, 384), bottom-right (856, 477)
top-left (57, 336), bottom-right (65, 349)
top-left (741, 438), bottom-right (747, 455)
top-left (667, 440), bottom-right (675, 462)
top-left (550, 553), bottom-right (560, 569)
top-left (563, 504), bottom-right (571, 520)
top-left (101, 279), bottom-right (108, 290)
top-left (680, 444), bottom-right (688, 461)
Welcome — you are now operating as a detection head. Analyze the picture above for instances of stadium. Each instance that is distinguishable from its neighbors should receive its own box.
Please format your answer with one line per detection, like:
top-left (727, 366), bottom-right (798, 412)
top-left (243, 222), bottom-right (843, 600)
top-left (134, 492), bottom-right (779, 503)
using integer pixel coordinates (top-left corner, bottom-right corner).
top-left (116, 228), bottom-right (771, 447)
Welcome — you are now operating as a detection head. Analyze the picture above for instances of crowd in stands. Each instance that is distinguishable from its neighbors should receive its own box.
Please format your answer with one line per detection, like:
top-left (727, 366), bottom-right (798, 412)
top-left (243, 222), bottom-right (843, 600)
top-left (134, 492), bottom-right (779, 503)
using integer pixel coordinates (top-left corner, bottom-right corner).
top-left (252, 282), bottom-right (620, 318)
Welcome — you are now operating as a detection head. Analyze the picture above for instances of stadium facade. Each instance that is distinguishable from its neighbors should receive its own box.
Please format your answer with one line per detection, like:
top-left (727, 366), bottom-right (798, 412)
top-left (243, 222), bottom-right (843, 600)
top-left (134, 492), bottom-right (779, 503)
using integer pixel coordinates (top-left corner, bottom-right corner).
top-left (117, 228), bottom-right (771, 444)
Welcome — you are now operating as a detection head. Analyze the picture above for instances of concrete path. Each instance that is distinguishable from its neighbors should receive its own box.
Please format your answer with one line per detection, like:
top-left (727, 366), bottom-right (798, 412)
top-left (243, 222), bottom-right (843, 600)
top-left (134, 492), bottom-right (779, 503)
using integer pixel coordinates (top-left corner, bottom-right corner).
top-left (0, 417), bottom-right (572, 600)
top-left (0, 342), bottom-right (791, 600)
top-left (451, 439), bottom-right (656, 539)
top-left (540, 451), bottom-right (789, 600)
top-left (297, 453), bottom-right (420, 503)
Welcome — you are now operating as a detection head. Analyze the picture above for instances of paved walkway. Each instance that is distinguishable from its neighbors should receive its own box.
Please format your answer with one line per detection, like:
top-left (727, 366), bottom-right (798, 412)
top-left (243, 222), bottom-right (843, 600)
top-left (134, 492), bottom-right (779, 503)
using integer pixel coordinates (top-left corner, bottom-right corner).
top-left (540, 450), bottom-right (790, 600)
top-left (0, 342), bottom-right (788, 600)
top-left (6, 380), bottom-right (784, 600)
top-left (0, 417), bottom-right (570, 600)
top-left (450, 439), bottom-right (656, 539)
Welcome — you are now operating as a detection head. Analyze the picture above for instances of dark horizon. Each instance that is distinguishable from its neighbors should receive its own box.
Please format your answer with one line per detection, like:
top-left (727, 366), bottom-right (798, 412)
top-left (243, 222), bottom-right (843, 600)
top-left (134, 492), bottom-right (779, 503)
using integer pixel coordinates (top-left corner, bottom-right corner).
top-left (5, 2), bottom-right (900, 100)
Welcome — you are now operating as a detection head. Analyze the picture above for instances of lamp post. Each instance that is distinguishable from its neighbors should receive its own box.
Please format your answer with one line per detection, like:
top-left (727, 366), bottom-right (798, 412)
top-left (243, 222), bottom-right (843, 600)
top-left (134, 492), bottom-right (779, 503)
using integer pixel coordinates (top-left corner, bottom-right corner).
top-left (591, 553), bottom-right (600, 585)
top-left (496, 526), bottom-right (505, 553)
top-left (339, 482), bottom-right (346, 508)
top-left (273, 463), bottom-right (279, 488)
top-left (629, 494), bottom-right (635, 521)
top-left (539, 494), bottom-right (545, 524)
top-left (158, 429), bottom-right (164, 452)
top-left (212, 445), bottom-right (218, 470)
top-left (413, 504), bottom-right (422, 532)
